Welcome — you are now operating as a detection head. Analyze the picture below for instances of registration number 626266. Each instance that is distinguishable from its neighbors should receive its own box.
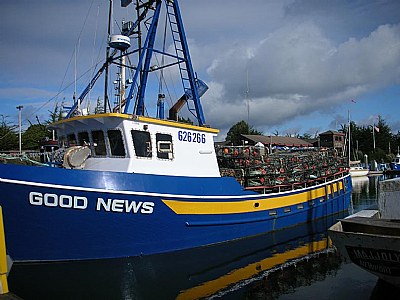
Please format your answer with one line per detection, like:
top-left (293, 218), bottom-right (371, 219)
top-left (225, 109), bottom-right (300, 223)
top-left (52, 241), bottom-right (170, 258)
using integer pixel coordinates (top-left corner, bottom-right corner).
top-left (178, 130), bottom-right (206, 144)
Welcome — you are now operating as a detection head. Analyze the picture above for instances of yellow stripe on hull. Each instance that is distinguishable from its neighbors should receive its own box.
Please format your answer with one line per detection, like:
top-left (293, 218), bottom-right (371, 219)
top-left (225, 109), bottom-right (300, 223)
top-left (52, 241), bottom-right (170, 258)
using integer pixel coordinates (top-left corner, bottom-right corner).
top-left (162, 183), bottom-right (344, 215)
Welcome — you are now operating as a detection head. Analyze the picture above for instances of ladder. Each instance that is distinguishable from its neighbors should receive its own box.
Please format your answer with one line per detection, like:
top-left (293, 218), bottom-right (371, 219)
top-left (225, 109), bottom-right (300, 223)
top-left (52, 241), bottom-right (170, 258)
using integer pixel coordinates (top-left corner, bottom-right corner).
top-left (165, 0), bottom-right (205, 125)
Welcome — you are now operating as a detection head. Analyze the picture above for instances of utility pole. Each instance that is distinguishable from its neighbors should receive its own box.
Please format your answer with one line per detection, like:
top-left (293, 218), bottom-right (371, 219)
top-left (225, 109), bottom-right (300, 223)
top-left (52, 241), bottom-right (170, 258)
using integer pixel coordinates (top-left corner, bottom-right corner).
top-left (16, 105), bottom-right (23, 155)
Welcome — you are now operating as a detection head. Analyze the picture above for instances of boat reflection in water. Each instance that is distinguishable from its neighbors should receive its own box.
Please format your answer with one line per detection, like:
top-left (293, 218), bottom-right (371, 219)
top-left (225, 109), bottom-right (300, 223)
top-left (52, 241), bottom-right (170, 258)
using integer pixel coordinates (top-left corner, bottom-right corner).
top-left (8, 212), bottom-right (347, 300)
top-left (351, 175), bottom-right (369, 194)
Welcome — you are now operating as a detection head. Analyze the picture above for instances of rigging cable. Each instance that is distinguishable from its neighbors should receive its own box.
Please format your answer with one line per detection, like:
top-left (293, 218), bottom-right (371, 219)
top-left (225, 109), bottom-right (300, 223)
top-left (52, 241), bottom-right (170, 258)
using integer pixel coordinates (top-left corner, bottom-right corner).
top-left (87, 4), bottom-right (101, 113)
top-left (24, 0), bottom-right (97, 126)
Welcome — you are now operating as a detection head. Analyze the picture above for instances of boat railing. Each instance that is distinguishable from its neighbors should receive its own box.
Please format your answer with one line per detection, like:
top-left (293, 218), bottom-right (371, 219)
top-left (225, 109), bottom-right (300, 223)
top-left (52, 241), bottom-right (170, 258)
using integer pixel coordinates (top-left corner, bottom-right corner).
top-left (217, 146), bottom-right (348, 194)
top-left (242, 170), bottom-right (349, 194)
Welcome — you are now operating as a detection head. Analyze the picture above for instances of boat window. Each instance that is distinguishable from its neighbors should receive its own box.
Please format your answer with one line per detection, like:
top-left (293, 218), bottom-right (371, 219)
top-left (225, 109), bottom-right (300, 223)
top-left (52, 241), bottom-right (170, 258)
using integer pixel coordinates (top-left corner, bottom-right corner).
top-left (91, 130), bottom-right (107, 156)
top-left (78, 132), bottom-right (90, 146)
top-left (67, 133), bottom-right (77, 147)
top-left (131, 130), bottom-right (152, 158)
top-left (108, 129), bottom-right (126, 157)
top-left (156, 133), bottom-right (173, 159)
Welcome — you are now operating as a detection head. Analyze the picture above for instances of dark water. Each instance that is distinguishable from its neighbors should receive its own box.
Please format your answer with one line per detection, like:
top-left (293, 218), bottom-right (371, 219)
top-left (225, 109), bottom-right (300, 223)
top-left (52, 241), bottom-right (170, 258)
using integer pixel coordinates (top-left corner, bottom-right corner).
top-left (8, 175), bottom-right (400, 299)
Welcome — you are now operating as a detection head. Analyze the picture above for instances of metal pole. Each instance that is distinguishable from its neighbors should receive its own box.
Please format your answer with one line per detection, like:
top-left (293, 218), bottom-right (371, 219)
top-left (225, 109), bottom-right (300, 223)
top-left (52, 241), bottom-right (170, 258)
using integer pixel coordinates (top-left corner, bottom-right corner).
top-left (372, 124), bottom-right (376, 151)
top-left (104, 0), bottom-right (113, 113)
top-left (16, 105), bottom-right (23, 155)
top-left (348, 110), bottom-right (351, 164)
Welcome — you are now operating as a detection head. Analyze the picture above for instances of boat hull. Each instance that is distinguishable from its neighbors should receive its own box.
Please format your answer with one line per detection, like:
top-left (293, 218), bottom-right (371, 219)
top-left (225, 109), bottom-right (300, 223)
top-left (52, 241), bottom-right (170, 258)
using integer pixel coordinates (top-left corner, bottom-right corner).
top-left (0, 164), bottom-right (352, 262)
top-left (8, 213), bottom-right (345, 299)
top-left (350, 168), bottom-right (369, 177)
top-left (329, 211), bottom-right (400, 288)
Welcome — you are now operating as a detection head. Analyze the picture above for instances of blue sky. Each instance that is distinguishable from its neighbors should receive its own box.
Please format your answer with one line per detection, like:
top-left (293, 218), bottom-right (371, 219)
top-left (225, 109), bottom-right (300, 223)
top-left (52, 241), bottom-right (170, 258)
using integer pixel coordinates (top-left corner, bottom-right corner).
top-left (0, 0), bottom-right (399, 141)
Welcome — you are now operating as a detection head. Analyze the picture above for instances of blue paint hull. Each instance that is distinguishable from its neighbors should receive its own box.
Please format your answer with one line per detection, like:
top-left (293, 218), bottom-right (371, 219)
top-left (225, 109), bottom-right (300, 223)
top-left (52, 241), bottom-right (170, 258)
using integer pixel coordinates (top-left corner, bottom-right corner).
top-left (390, 163), bottom-right (400, 171)
top-left (0, 164), bottom-right (352, 262)
top-left (8, 212), bottom-right (346, 299)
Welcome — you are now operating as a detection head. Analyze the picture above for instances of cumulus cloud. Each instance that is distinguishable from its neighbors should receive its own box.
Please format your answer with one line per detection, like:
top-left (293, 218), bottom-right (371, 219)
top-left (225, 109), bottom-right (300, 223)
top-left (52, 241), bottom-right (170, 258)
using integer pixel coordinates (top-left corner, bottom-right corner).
top-left (199, 22), bottom-right (400, 132)
top-left (1, 0), bottom-right (400, 135)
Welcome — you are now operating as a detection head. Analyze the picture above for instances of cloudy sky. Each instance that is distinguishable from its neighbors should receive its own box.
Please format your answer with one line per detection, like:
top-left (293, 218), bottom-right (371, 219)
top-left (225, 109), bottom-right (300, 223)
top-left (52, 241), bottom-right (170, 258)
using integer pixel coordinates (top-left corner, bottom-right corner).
top-left (1, 0), bottom-right (400, 140)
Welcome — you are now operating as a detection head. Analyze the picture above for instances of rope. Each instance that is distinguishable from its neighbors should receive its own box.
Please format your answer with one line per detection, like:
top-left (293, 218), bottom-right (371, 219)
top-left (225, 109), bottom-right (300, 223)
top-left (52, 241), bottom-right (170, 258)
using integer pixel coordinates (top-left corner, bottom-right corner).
top-left (0, 153), bottom-right (48, 166)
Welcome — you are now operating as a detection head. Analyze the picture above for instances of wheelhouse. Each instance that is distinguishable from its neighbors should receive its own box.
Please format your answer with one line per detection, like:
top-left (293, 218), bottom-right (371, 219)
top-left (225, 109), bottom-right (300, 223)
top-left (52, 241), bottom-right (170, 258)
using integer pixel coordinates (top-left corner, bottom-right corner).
top-left (50, 113), bottom-right (220, 177)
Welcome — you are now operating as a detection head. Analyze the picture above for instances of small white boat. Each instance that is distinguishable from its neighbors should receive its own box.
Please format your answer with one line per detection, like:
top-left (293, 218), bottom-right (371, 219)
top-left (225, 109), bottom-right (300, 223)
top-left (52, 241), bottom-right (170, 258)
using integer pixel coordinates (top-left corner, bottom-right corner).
top-left (349, 161), bottom-right (369, 177)
top-left (329, 178), bottom-right (400, 288)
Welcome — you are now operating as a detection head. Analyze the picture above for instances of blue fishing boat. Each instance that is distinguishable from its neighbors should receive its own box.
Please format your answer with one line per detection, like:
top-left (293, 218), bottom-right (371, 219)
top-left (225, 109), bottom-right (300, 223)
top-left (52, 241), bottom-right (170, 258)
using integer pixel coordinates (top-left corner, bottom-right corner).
top-left (0, 0), bottom-right (352, 263)
top-left (390, 153), bottom-right (400, 171)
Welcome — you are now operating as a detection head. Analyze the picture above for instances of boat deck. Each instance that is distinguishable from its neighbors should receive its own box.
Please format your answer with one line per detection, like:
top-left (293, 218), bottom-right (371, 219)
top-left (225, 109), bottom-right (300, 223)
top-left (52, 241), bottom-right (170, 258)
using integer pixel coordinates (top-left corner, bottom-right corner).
top-left (341, 217), bottom-right (400, 237)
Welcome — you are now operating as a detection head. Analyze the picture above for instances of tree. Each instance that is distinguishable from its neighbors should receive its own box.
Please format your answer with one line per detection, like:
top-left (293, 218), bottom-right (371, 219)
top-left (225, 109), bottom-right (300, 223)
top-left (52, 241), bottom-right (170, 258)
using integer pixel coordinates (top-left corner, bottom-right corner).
top-left (343, 116), bottom-right (395, 163)
top-left (393, 131), bottom-right (400, 154)
top-left (94, 98), bottom-right (104, 114)
top-left (300, 133), bottom-right (312, 139)
top-left (22, 123), bottom-right (52, 150)
top-left (374, 116), bottom-right (391, 154)
top-left (47, 102), bottom-right (64, 124)
top-left (0, 115), bottom-right (18, 151)
top-left (226, 120), bottom-right (262, 145)
top-left (178, 116), bottom-right (193, 125)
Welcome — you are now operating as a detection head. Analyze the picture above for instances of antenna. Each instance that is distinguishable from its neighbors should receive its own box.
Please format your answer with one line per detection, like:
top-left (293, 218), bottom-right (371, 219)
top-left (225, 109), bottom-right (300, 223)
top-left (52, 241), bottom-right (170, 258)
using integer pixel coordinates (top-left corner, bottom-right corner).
top-left (246, 68), bottom-right (250, 124)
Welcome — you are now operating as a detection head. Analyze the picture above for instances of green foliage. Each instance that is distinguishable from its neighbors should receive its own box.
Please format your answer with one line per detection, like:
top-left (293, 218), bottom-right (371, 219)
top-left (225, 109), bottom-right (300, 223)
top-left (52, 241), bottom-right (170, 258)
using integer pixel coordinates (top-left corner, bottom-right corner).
top-left (300, 133), bottom-right (312, 139)
top-left (226, 120), bottom-right (262, 145)
top-left (345, 116), bottom-right (398, 163)
top-left (94, 98), bottom-right (104, 114)
top-left (178, 116), bottom-right (193, 125)
top-left (47, 103), bottom-right (64, 124)
top-left (22, 124), bottom-right (52, 150)
top-left (0, 115), bottom-right (18, 151)
top-left (393, 131), bottom-right (400, 153)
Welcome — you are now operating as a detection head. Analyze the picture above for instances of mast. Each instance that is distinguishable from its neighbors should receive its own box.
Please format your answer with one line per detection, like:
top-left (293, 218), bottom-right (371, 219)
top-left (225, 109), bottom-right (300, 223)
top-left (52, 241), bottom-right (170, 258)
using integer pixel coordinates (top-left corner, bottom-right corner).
top-left (104, 0), bottom-right (113, 113)
top-left (348, 110), bottom-right (351, 165)
top-left (124, 0), bottom-right (207, 126)
top-left (136, 0), bottom-right (142, 114)
top-left (65, 0), bottom-right (207, 124)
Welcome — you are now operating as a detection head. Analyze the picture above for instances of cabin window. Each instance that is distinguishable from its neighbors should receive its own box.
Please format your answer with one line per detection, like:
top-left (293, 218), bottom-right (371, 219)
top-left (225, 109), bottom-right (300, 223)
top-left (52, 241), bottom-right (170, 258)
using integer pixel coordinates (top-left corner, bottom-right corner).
top-left (67, 133), bottom-right (77, 147)
top-left (131, 130), bottom-right (152, 158)
top-left (91, 130), bottom-right (107, 156)
top-left (156, 133), bottom-right (173, 159)
top-left (108, 129), bottom-right (126, 157)
top-left (78, 132), bottom-right (90, 146)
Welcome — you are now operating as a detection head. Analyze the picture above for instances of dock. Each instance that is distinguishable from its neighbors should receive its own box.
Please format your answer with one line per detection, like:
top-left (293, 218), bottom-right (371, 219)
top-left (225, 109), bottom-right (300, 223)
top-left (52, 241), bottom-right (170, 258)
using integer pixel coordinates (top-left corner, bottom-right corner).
top-left (384, 169), bottom-right (400, 176)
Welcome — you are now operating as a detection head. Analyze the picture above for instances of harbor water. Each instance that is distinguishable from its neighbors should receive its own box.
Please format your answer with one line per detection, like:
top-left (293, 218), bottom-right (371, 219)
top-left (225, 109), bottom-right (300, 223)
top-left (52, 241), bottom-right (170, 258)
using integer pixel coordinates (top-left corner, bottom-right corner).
top-left (7, 175), bottom-right (399, 299)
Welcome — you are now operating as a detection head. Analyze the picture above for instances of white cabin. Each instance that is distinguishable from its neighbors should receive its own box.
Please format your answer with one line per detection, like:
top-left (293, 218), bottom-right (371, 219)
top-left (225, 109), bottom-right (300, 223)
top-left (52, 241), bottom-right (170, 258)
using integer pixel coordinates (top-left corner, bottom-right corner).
top-left (50, 113), bottom-right (221, 177)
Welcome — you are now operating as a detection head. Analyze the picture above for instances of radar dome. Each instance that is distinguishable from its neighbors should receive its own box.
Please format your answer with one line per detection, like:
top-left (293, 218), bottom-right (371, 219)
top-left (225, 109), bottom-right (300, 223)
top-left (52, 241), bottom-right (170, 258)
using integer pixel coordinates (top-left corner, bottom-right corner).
top-left (109, 35), bottom-right (130, 50)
